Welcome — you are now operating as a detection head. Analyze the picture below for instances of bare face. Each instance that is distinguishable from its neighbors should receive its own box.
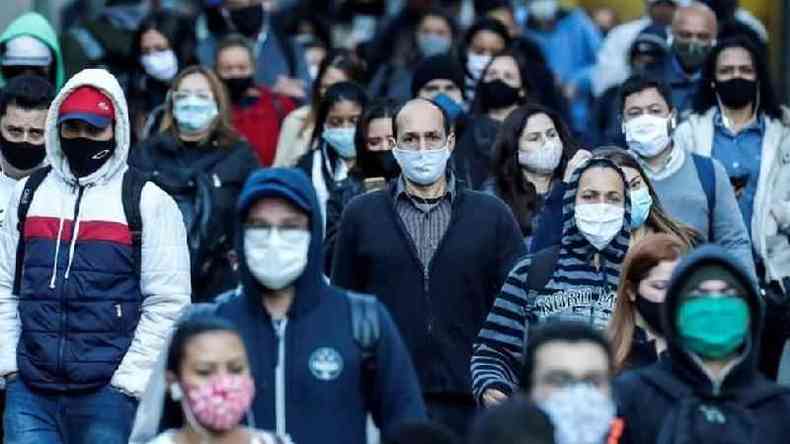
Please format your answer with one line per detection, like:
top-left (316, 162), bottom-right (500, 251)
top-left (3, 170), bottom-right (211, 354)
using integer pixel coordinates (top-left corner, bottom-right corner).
top-left (469, 30), bottom-right (506, 57)
top-left (366, 117), bottom-right (393, 152)
top-left (140, 29), bottom-right (170, 55)
top-left (531, 340), bottom-right (611, 403)
top-left (216, 45), bottom-right (254, 79)
top-left (715, 47), bottom-right (756, 82)
top-left (519, 112), bottom-right (559, 154)
top-left (1, 104), bottom-right (47, 145)
top-left (172, 330), bottom-right (250, 389)
top-left (393, 100), bottom-right (455, 152)
top-left (483, 55), bottom-right (522, 90)
top-left (575, 167), bottom-right (626, 207)
top-left (634, 259), bottom-right (679, 304)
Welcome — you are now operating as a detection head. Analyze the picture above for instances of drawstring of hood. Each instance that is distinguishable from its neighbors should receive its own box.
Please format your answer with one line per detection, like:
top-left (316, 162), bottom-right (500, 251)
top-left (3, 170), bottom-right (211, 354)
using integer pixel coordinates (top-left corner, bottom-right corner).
top-left (64, 186), bottom-right (86, 280)
top-left (48, 196), bottom-right (66, 289)
top-left (47, 182), bottom-right (88, 288)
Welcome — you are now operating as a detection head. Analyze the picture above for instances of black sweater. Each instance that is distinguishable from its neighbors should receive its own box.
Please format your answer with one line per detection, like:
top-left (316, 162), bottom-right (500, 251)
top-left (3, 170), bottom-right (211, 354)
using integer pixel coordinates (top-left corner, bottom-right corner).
top-left (331, 180), bottom-right (526, 396)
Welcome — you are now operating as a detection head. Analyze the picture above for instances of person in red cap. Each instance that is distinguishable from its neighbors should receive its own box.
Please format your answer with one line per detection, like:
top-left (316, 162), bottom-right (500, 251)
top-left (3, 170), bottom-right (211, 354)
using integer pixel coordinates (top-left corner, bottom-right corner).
top-left (0, 68), bottom-right (190, 444)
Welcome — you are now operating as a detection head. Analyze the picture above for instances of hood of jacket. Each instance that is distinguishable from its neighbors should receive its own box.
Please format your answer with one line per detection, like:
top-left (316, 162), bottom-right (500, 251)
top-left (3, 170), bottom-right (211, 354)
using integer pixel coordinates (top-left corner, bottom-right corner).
top-left (44, 68), bottom-right (130, 186)
top-left (0, 12), bottom-right (64, 90)
top-left (235, 167), bottom-right (326, 317)
top-left (559, 157), bottom-right (631, 265)
top-left (660, 244), bottom-right (764, 394)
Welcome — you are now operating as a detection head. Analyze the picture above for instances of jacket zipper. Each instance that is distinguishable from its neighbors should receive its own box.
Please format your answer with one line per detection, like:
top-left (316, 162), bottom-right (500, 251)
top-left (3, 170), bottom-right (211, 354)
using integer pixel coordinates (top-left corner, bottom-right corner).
top-left (273, 318), bottom-right (288, 436)
top-left (57, 185), bottom-right (85, 377)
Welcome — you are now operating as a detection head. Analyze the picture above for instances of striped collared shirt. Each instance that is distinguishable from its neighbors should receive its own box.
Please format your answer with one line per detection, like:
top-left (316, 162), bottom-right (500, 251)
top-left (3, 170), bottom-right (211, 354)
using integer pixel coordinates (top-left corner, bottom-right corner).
top-left (394, 175), bottom-right (455, 269)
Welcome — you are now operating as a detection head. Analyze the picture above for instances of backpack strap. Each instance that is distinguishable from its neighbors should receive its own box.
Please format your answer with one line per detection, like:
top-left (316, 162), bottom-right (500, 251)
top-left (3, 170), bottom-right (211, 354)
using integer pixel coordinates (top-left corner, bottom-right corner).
top-left (348, 291), bottom-right (380, 410)
top-left (13, 166), bottom-right (52, 295)
top-left (526, 244), bottom-right (561, 291)
top-left (121, 167), bottom-right (149, 277)
top-left (691, 154), bottom-right (717, 242)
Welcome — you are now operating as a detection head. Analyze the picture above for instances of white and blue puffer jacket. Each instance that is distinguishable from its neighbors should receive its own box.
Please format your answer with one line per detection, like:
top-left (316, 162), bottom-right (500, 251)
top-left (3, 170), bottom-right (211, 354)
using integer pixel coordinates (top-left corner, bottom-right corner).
top-left (0, 69), bottom-right (191, 397)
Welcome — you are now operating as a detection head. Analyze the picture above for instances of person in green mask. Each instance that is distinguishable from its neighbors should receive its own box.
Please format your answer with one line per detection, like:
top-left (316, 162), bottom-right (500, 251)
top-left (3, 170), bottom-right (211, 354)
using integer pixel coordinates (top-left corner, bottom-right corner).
top-left (613, 244), bottom-right (790, 444)
top-left (0, 12), bottom-right (65, 90)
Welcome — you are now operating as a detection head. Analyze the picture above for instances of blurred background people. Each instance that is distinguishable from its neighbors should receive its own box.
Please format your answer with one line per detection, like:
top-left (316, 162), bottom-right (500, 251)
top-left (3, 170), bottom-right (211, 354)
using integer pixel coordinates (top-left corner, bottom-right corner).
top-left (0, 12), bottom-right (64, 90)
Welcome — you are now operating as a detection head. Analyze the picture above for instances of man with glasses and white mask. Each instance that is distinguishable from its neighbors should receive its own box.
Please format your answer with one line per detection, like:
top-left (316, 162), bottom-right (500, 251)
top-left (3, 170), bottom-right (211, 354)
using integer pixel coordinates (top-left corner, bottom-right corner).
top-left (332, 98), bottom-right (525, 435)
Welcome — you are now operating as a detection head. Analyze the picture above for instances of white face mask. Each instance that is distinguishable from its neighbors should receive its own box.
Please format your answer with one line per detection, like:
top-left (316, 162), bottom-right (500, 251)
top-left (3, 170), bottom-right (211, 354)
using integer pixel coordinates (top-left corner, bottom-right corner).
top-left (529, 0), bottom-right (559, 21)
top-left (466, 52), bottom-right (492, 81)
top-left (574, 203), bottom-right (625, 251)
top-left (518, 139), bottom-right (563, 175)
top-left (244, 227), bottom-right (311, 290)
top-left (623, 114), bottom-right (673, 158)
top-left (141, 49), bottom-right (178, 82)
top-left (392, 144), bottom-right (450, 186)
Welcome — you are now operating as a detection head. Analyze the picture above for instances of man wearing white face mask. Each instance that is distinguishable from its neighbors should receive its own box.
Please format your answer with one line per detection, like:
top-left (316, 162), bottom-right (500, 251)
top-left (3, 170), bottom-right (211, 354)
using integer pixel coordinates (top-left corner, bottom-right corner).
top-left (214, 168), bottom-right (426, 444)
top-left (619, 74), bottom-right (756, 280)
top-left (332, 98), bottom-right (526, 435)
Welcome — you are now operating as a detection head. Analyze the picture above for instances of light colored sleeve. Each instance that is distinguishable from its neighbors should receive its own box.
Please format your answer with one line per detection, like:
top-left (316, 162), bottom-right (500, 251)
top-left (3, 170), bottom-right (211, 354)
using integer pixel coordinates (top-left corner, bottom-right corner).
top-left (0, 180), bottom-right (25, 376)
top-left (111, 183), bottom-right (191, 398)
top-left (591, 22), bottom-right (636, 97)
top-left (273, 107), bottom-right (311, 167)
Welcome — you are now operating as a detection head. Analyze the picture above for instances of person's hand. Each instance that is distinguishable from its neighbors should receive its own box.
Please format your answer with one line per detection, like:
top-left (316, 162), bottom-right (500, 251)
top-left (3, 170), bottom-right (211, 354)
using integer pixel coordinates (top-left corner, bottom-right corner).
top-left (272, 76), bottom-right (306, 99)
top-left (482, 388), bottom-right (509, 407)
top-left (563, 149), bottom-right (594, 183)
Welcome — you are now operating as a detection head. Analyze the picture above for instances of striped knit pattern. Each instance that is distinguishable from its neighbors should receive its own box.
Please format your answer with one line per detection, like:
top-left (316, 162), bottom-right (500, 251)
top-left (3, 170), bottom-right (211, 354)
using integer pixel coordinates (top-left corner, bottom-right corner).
top-left (394, 177), bottom-right (454, 268)
top-left (470, 158), bottom-right (632, 403)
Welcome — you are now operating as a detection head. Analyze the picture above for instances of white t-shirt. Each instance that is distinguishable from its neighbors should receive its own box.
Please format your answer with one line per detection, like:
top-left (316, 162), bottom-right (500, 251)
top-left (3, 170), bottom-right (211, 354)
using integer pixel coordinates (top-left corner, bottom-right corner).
top-left (147, 428), bottom-right (292, 444)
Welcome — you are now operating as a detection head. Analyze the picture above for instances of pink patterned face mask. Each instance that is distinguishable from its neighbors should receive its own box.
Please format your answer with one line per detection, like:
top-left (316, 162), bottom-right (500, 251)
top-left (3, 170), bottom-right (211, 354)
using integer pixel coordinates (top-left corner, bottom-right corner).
top-left (182, 374), bottom-right (256, 432)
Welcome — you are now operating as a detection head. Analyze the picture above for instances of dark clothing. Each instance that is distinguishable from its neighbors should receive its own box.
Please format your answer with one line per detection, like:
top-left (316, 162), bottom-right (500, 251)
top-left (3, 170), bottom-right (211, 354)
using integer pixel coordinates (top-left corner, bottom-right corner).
top-left (331, 177), bottom-right (526, 401)
top-left (129, 133), bottom-right (259, 301)
top-left (615, 245), bottom-right (790, 444)
top-left (324, 175), bottom-right (367, 274)
top-left (216, 169), bottom-right (426, 444)
top-left (453, 115), bottom-right (500, 190)
top-left (394, 176), bottom-right (455, 268)
top-left (528, 181), bottom-right (567, 253)
top-left (662, 55), bottom-right (702, 116)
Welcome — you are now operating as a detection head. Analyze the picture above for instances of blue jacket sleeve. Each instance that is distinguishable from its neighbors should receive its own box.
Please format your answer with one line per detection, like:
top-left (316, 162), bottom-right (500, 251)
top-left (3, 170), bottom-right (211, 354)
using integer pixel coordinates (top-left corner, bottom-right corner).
top-left (369, 302), bottom-right (427, 434)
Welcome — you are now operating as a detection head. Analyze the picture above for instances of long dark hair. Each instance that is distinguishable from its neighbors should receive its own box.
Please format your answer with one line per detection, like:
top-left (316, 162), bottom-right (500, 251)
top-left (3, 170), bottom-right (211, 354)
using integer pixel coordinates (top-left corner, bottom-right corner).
top-left (309, 81), bottom-right (369, 153)
top-left (470, 48), bottom-right (534, 115)
top-left (304, 49), bottom-right (367, 133)
top-left (492, 104), bottom-right (578, 236)
top-left (593, 147), bottom-right (699, 247)
top-left (352, 98), bottom-right (400, 178)
top-left (159, 315), bottom-right (243, 432)
top-left (692, 36), bottom-right (781, 120)
top-left (131, 12), bottom-right (197, 79)
top-left (458, 17), bottom-right (512, 75)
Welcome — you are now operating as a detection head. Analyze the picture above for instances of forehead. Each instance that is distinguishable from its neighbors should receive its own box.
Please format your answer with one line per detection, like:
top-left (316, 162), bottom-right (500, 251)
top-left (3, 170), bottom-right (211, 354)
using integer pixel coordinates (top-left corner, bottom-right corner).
top-left (396, 101), bottom-right (445, 135)
top-left (717, 47), bottom-right (754, 67)
top-left (488, 55), bottom-right (518, 72)
top-left (674, 10), bottom-right (715, 32)
top-left (578, 166), bottom-right (624, 191)
top-left (183, 330), bottom-right (246, 363)
top-left (535, 340), bottom-right (609, 374)
top-left (471, 30), bottom-right (505, 48)
top-left (141, 29), bottom-right (168, 45)
top-left (177, 72), bottom-right (211, 91)
top-left (2, 104), bottom-right (47, 126)
top-left (420, 14), bottom-right (450, 29)
top-left (424, 79), bottom-right (456, 89)
top-left (367, 117), bottom-right (392, 135)
top-left (328, 100), bottom-right (362, 115)
top-left (524, 113), bottom-right (555, 132)
top-left (624, 87), bottom-right (668, 109)
top-left (218, 45), bottom-right (252, 63)
top-left (247, 197), bottom-right (307, 220)
top-left (620, 166), bottom-right (642, 183)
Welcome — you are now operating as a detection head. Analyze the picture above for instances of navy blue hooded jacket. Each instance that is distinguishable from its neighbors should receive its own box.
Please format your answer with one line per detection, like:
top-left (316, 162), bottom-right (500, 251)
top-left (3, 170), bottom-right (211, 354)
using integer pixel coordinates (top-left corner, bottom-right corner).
top-left (615, 245), bottom-right (790, 444)
top-left (214, 168), bottom-right (426, 444)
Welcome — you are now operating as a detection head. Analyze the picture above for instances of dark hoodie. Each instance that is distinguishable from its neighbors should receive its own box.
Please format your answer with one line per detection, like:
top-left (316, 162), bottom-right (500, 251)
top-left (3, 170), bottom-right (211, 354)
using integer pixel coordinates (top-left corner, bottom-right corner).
top-left (471, 158), bottom-right (632, 403)
top-left (214, 168), bottom-right (425, 444)
top-left (614, 245), bottom-right (790, 444)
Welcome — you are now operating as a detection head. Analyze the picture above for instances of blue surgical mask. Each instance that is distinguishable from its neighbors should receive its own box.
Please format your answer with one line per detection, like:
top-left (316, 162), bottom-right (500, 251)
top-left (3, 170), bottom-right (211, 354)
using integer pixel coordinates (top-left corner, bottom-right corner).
top-left (322, 126), bottom-right (356, 159)
top-left (629, 186), bottom-right (653, 230)
top-left (417, 33), bottom-right (451, 57)
top-left (433, 93), bottom-right (464, 121)
top-left (392, 144), bottom-right (450, 186)
top-left (173, 95), bottom-right (218, 134)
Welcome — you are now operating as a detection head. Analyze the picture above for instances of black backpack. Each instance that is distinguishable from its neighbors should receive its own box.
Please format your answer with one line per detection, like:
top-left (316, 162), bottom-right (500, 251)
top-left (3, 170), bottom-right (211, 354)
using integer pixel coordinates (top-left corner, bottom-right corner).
top-left (12, 166), bottom-right (148, 293)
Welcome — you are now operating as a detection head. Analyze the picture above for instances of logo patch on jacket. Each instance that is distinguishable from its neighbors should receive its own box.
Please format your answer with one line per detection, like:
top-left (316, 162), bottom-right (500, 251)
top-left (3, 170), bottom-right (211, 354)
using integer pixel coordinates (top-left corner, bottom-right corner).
top-left (309, 347), bottom-right (344, 381)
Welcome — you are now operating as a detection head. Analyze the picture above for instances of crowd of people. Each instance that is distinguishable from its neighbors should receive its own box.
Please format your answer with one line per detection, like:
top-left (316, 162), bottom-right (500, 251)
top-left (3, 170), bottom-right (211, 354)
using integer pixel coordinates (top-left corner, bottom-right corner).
top-left (0, 0), bottom-right (787, 443)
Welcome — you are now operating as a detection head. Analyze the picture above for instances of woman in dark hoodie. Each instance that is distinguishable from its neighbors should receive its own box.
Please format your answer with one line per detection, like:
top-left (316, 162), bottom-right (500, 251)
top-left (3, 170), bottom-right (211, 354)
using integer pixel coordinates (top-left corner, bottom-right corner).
top-left (614, 244), bottom-right (790, 444)
top-left (471, 157), bottom-right (631, 407)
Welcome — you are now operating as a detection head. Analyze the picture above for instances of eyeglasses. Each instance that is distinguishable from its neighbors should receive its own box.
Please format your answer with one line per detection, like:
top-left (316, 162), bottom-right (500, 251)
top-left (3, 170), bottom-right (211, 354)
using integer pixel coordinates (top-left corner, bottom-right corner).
top-left (244, 223), bottom-right (309, 243)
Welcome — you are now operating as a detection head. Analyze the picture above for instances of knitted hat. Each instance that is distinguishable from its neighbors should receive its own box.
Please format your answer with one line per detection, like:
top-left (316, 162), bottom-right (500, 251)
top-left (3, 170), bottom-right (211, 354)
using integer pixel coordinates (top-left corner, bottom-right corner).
top-left (411, 54), bottom-right (465, 98)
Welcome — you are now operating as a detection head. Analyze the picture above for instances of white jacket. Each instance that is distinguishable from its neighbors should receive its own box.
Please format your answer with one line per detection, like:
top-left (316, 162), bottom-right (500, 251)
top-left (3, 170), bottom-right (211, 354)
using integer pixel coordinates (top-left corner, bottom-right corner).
top-left (0, 69), bottom-right (191, 397)
top-left (674, 107), bottom-right (790, 286)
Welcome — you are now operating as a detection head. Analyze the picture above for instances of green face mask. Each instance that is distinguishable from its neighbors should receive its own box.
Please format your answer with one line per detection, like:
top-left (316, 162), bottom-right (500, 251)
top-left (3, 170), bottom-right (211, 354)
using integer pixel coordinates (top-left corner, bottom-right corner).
top-left (673, 39), bottom-right (712, 71)
top-left (676, 295), bottom-right (750, 360)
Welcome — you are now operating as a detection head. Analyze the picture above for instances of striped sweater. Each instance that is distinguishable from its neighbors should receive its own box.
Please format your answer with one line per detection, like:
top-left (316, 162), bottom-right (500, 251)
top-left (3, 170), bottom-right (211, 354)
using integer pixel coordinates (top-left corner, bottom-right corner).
top-left (470, 158), bottom-right (632, 403)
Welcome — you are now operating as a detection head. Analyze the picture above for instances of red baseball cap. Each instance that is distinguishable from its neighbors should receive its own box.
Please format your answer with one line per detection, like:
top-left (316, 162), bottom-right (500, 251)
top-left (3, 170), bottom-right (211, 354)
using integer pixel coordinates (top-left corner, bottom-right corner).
top-left (58, 86), bottom-right (115, 129)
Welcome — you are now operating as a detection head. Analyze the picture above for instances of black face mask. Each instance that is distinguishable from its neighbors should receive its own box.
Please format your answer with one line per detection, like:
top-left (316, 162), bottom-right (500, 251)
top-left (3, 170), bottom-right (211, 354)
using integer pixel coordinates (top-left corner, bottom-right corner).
top-left (0, 132), bottom-right (46, 171)
top-left (366, 150), bottom-right (400, 179)
top-left (223, 76), bottom-right (254, 103)
top-left (478, 79), bottom-right (521, 111)
top-left (715, 78), bottom-right (758, 110)
top-left (228, 4), bottom-right (264, 38)
top-left (60, 137), bottom-right (116, 178)
top-left (635, 296), bottom-right (664, 335)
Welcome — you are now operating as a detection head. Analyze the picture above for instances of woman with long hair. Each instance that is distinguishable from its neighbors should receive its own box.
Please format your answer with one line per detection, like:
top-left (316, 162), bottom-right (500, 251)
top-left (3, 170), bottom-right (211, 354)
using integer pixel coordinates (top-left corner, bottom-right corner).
top-left (608, 234), bottom-right (689, 373)
top-left (484, 104), bottom-right (577, 248)
top-left (130, 65), bottom-right (259, 302)
top-left (274, 49), bottom-right (366, 167)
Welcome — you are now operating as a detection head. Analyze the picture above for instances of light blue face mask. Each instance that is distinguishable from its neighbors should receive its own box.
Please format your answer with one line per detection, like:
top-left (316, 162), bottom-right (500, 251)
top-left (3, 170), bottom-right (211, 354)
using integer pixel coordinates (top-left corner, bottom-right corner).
top-left (173, 95), bottom-right (218, 134)
top-left (417, 33), bottom-right (452, 57)
top-left (630, 186), bottom-right (653, 230)
top-left (433, 93), bottom-right (464, 121)
top-left (322, 126), bottom-right (356, 159)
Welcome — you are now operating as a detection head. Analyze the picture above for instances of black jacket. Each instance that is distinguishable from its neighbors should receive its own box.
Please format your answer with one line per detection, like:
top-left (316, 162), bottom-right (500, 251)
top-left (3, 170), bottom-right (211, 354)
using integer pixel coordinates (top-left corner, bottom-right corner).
top-left (129, 133), bottom-right (259, 301)
top-left (331, 177), bottom-right (526, 396)
top-left (615, 245), bottom-right (790, 444)
top-left (453, 115), bottom-right (500, 190)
